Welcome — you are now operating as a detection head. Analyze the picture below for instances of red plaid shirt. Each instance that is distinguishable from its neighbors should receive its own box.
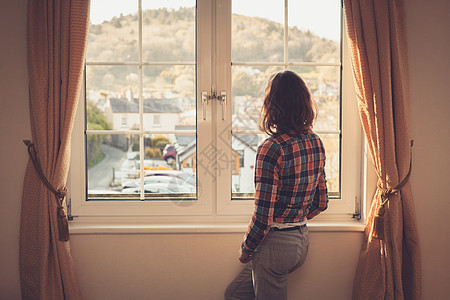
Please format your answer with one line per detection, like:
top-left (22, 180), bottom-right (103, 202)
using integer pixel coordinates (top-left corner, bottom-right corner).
top-left (242, 130), bottom-right (329, 253)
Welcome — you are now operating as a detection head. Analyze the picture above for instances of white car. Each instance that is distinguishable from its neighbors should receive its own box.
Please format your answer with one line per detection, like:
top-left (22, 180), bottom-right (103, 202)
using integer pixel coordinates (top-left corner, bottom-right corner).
top-left (121, 171), bottom-right (196, 194)
top-left (122, 182), bottom-right (196, 194)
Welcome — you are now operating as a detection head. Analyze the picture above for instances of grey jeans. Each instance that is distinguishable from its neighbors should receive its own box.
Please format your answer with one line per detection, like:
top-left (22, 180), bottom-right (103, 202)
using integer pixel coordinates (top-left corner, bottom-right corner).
top-left (225, 225), bottom-right (310, 300)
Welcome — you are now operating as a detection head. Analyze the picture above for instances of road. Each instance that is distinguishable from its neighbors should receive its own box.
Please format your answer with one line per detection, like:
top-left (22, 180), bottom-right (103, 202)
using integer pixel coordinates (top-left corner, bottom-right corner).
top-left (88, 144), bottom-right (127, 191)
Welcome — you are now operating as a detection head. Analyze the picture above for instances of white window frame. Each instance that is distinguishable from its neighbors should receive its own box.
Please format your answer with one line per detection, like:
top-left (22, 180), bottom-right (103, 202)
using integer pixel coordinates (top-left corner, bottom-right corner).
top-left (69, 0), bottom-right (365, 226)
top-left (214, 0), bottom-right (363, 221)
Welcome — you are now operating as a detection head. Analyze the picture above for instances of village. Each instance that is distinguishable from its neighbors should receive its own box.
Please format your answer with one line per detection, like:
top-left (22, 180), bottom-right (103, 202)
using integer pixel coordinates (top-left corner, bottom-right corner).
top-left (87, 91), bottom-right (263, 196)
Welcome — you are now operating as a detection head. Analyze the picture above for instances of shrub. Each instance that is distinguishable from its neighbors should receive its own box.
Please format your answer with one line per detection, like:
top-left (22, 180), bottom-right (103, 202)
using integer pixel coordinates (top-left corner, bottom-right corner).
top-left (145, 147), bottom-right (162, 158)
top-left (145, 147), bottom-right (155, 158)
top-left (153, 148), bottom-right (162, 158)
top-left (151, 135), bottom-right (170, 150)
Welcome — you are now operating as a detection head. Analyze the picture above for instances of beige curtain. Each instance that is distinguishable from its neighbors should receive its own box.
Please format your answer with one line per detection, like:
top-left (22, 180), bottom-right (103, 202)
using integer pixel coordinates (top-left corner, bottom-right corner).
top-left (343, 0), bottom-right (421, 299)
top-left (20, 0), bottom-right (90, 298)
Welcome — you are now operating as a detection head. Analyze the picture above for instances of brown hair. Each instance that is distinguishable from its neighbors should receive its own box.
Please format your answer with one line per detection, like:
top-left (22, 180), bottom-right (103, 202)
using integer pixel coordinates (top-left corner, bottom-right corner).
top-left (259, 70), bottom-right (316, 136)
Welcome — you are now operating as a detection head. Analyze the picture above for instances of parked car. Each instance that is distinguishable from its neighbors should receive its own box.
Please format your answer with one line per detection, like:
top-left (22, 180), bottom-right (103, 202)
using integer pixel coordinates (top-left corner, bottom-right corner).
top-left (122, 182), bottom-right (195, 194)
top-left (122, 170), bottom-right (196, 193)
top-left (163, 144), bottom-right (177, 163)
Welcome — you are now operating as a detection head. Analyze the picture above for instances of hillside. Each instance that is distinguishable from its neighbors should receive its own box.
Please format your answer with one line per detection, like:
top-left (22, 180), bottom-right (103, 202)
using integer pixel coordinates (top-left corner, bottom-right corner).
top-left (85, 7), bottom-right (339, 99)
top-left (87, 7), bottom-right (338, 63)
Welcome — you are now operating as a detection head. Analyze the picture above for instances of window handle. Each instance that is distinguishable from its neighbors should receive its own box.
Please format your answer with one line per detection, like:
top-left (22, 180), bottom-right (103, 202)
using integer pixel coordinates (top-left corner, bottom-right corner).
top-left (202, 87), bottom-right (226, 121)
top-left (217, 91), bottom-right (226, 121)
top-left (201, 91), bottom-right (211, 120)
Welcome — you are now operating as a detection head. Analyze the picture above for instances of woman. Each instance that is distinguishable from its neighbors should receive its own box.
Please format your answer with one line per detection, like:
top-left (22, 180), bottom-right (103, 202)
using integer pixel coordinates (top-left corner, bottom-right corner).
top-left (225, 70), bottom-right (329, 300)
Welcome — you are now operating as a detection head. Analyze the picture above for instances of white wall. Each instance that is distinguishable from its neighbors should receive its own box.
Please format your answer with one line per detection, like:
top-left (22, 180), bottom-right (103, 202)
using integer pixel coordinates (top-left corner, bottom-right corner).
top-left (111, 113), bottom-right (179, 131)
top-left (1, 0), bottom-right (449, 299)
top-left (0, 0), bottom-right (29, 299)
top-left (69, 232), bottom-right (362, 300)
top-left (406, 0), bottom-right (450, 298)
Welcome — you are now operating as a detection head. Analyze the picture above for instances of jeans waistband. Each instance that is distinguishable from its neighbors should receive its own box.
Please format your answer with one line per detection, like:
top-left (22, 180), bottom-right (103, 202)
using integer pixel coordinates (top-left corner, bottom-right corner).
top-left (270, 224), bottom-right (306, 232)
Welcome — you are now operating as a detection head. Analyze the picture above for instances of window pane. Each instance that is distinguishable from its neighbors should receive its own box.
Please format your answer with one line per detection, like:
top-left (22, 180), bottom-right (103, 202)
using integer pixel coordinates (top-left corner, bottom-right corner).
top-left (231, 133), bottom-right (264, 197)
top-left (317, 133), bottom-right (340, 196)
top-left (87, 134), bottom-right (136, 197)
top-left (87, 0), bottom-right (138, 62)
top-left (140, 133), bottom-right (197, 199)
top-left (142, 65), bottom-right (196, 130)
top-left (232, 0), bottom-right (284, 62)
top-left (231, 66), bottom-right (274, 198)
top-left (288, 0), bottom-right (340, 63)
top-left (142, 1), bottom-right (195, 62)
top-left (86, 66), bottom-right (139, 131)
top-left (290, 66), bottom-right (340, 131)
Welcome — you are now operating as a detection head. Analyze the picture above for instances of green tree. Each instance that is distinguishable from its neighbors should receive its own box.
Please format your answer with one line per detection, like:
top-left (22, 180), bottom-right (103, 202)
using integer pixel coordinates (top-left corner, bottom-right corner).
top-left (86, 101), bottom-right (111, 167)
top-left (87, 101), bottom-right (111, 130)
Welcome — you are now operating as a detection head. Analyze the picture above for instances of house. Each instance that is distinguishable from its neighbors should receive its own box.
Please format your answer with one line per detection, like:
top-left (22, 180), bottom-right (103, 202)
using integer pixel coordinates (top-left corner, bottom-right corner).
top-left (1, 1), bottom-right (449, 299)
top-left (99, 97), bottom-right (186, 151)
top-left (105, 97), bottom-right (184, 131)
top-left (173, 125), bottom-right (258, 191)
top-left (176, 133), bottom-right (259, 192)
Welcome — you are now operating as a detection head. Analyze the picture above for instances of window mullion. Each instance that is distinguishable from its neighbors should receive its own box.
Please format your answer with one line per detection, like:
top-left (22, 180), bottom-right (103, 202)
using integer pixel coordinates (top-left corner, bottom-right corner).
top-left (138, 0), bottom-right (144, 200)
top-left (215, 0), bottom-right (237, 215)
top-left (284, 0), bottom-right (288, 67)
top-left (196, 0), bottom-right (215, 213)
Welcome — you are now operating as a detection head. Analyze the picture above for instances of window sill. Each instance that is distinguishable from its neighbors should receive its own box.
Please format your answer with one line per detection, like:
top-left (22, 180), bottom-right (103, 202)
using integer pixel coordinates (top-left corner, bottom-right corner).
top-left (69, 219), bottom-right (365, 235)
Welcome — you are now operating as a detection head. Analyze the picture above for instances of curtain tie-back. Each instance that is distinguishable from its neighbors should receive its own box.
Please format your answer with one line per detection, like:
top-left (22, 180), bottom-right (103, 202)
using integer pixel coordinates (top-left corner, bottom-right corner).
top-left (23, 140), bottom-right (70, 241)
top-left (372, 140), bottom-right (414, 240)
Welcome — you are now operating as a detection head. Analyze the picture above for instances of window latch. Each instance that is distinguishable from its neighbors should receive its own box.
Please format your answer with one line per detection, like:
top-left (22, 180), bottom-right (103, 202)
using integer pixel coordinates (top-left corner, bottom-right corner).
top-left (201, 85), bottom-right (226, 121)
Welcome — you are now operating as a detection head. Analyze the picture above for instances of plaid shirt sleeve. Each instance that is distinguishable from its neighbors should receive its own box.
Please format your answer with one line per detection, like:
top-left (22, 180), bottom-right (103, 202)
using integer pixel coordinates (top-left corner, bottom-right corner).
top-left (306, 137), bottom-right (328, 218)
top-left (241, 139), bottom-right (282, 253)
top-left (306, 160), bottom-right (328, 219)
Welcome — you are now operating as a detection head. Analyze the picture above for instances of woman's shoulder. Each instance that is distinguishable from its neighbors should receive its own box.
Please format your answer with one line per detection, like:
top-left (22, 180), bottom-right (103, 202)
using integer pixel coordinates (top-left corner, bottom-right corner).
top-left (259, 136), bottom-right (277, 148)
top-left (305, 129), bottom-right (322, 141)
top-left (272, 130), bottom-right (325, 149)
top-left (258, 136), bottom-right (282, 154)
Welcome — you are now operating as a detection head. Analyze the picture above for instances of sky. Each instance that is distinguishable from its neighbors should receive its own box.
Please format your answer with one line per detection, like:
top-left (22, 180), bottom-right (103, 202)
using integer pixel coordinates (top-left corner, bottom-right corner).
top-left (90, 0), bottom-right (340, 41)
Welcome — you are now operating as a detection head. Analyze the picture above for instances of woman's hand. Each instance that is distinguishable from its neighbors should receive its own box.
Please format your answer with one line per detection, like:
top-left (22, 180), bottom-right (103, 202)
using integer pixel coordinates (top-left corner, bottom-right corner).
top-left (239, 248), bottom-right (252, 264)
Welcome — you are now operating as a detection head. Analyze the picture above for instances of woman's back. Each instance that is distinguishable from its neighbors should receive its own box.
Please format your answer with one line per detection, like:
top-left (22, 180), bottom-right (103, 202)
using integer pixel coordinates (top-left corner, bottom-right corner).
top-left (255, 130), bottom-right (328, 225)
